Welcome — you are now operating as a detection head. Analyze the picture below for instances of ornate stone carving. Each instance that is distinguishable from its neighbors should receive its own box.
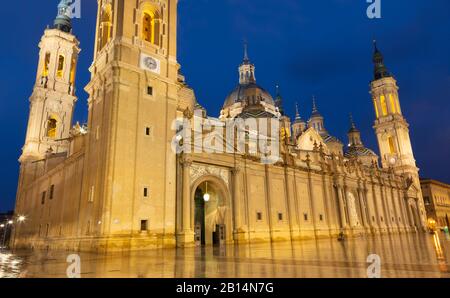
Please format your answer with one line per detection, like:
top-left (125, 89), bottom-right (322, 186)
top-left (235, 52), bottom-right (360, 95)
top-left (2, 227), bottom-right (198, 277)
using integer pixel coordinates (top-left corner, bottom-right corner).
top-left (190, 163), bottom-right (230, 188)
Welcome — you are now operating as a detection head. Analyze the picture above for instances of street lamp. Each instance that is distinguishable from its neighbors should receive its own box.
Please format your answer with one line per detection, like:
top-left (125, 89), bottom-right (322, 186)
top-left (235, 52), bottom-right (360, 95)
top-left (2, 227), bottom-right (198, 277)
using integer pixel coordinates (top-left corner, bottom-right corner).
top-left (17, 216), bottom-right (26, 223)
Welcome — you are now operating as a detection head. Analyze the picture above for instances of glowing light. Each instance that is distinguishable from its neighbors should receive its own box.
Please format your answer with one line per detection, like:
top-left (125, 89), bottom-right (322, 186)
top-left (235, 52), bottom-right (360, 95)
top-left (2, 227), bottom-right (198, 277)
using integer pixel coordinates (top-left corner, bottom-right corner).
top-left (7, 220), bottom-right (13, 225)
top-left (203, 193), bottom-right (210, 202)
top-left (17, 216), bottom-right (26, 222)
top-left (203, 182), bottom-right (210, 202)
top-left (0, 224), bottom-right (4, 228)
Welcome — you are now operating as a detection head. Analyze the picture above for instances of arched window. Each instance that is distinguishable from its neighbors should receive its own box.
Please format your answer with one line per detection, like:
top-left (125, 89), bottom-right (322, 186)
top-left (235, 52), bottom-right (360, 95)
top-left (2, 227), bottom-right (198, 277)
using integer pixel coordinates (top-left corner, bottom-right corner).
top-left (380, 95), bottom-right (388, 116)
top-left (99, 4), bottom-right (113, 50)
top-left (56, 55), bottom-right (65, 78)
top-left (42, 53), bottom-right (50, 77)
top-left (142, 10), bottom-right (160, 46)
top-left (388, 136), bottom-right (396, 154)
top-left (47, 117), bottom-right (58, 138)
top-left (389, 94), bottom-right (397, 114)
top-left (70, 58), bottom-right (76, 85)
top-left (373, 99), bottom-right (379, 118)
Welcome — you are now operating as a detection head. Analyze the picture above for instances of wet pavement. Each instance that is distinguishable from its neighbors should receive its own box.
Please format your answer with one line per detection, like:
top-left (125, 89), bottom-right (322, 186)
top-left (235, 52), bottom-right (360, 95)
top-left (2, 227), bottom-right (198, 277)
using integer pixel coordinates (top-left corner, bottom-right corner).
top-left (1, 232), bottom-right (450, 278)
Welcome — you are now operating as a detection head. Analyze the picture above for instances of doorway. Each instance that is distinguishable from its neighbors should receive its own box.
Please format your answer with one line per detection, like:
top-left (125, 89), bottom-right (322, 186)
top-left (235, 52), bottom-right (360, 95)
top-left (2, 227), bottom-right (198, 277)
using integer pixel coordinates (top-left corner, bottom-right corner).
top-left (193, 180), bottom-right (228, 247)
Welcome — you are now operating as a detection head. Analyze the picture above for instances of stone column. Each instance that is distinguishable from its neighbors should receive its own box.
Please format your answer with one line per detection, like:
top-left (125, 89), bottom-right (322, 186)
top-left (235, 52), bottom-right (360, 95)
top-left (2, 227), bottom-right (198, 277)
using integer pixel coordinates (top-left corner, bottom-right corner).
top-left (177, 156), bottom-right (194, 246)
top-left (336, 184), bottom-right (348, 230)
top-left (232, 166), bottom-right (247, 242)
top-left (357, 188), bottom-right (367, 228)
top-left (362, 187), bottom-right (375, 231)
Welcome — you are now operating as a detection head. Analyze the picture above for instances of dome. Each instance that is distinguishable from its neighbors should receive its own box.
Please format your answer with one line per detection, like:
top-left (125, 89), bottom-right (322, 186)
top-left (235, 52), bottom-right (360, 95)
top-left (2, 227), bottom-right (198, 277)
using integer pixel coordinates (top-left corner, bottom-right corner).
top-left (223, 83), bottom-right (275, 110)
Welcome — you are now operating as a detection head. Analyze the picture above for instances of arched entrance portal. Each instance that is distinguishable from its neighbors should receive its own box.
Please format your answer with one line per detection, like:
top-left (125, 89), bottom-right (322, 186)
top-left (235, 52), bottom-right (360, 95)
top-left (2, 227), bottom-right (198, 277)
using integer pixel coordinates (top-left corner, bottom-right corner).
top-left (192, 178), bottom-right (231, 247)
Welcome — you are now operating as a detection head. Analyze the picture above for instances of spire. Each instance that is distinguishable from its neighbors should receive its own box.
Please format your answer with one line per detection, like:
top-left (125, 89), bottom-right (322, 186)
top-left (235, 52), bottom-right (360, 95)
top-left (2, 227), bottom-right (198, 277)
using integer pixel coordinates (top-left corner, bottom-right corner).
top-left (239, 41), bottom-right (256, 84)
top-left (295, 102), bottom-right (301, 119)
top-left (54, 0), bottom-right (72, 33)
top-left (312, 96), bottom-right (317, 112)
top-left (275, 84), bottom-right (284, 115)
top-left (294, 102), bottom-right (305, 124)
top-left (311, 95), bottom-right (321, 117)
top-left (372, 40), bottom-right (391, 81)
top-left (349, 113), bottom-right (357, 130)
top-left (243, 40), bottom-right (250, 63)
top-left (347, 113), bottom-right (362, 146)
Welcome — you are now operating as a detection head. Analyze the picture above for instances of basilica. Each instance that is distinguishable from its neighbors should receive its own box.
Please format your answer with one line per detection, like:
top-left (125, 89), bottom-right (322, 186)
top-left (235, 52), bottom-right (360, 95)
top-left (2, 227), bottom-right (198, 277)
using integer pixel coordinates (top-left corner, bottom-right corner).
top-left (13, 0), bottom-right (427, 252)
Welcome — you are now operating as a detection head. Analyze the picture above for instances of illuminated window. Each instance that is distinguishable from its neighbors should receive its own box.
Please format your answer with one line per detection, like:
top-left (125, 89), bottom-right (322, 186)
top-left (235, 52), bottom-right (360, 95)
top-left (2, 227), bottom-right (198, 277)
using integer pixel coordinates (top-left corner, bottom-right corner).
top-left (388, 137), bottom-right (396, 154)
top-left (142, 10), bottom-right (160, 46)
top-left (396, 97), bottom-right (401, 114)
top-left (88, 186), bottom-right (94, 202)
top-left (70, 58), bottom-right (76, 85)
top-left (99, 4), bottom-right (112, 50)
top-left (46, 117), bottom-right (57, 138)
top-left (380, 95), bottom-right (388, 116)
top-left (389, 94), bottom-right (397, 114)
top-left (373, 100), bottom-right (379, 118)
top-left (42, 53), bottom-right (50, 77)
top-left (56, 55), bottom-right (65, 78)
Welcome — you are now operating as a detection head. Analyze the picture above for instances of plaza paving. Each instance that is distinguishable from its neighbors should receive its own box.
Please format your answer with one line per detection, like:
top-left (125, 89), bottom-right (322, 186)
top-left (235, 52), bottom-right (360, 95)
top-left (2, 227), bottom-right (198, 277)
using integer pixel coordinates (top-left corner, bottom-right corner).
top-left (1, 233), bottom-right (449, 278)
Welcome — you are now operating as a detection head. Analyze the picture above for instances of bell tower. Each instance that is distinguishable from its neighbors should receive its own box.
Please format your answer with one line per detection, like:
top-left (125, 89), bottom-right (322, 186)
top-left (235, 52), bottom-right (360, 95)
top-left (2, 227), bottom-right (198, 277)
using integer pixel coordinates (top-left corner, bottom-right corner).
top-left (20, 0), bottom-right (80, 163)
top-left (370, 41), bottom-right (426, 229)
top-left (370, 41), bottom-right (416, 174)
top-left (83, 0), bottom-right (181, 245)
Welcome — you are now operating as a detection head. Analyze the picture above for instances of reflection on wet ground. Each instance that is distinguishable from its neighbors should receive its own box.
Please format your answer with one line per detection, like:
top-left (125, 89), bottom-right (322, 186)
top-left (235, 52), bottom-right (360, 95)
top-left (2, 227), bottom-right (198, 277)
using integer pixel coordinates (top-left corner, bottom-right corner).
top-left (1, 232), bottom-right (450, 278)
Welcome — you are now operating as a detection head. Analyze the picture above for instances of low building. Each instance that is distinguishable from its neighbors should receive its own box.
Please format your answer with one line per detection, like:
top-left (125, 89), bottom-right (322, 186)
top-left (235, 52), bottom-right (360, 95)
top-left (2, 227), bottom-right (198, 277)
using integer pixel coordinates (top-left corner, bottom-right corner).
top-left (420, 179), bottom-right (450, 229)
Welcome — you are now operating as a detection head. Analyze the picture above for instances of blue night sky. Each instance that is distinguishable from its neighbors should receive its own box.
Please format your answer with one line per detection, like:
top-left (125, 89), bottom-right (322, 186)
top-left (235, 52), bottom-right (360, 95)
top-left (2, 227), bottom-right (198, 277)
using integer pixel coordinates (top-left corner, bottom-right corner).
top-left (0, 0), bottom-right (449, 212)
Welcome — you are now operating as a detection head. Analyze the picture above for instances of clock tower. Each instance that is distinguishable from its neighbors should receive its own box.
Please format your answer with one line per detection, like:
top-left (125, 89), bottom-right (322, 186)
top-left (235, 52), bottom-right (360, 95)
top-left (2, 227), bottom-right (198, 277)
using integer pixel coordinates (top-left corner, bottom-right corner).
top-left (82, 0), bottom-right (185, 247)
top-left (370, 41), bottom-right (426, 230)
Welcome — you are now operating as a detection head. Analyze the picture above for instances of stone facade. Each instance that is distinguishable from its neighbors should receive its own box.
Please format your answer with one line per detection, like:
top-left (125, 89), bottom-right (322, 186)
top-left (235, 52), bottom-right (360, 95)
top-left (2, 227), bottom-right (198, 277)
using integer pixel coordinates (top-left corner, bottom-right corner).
top-left (12, 1), bottom-right (427, 252)
top-left (421, 179), bottom-right (450, 228)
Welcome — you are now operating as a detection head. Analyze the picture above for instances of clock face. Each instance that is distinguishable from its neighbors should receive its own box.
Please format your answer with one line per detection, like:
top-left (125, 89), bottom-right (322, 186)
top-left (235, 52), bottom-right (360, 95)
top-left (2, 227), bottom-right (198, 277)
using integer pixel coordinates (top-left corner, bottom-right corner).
top-left (140, 54), bottom-right (160, 74)
top-left (144, 57), bottom-right (158, 70)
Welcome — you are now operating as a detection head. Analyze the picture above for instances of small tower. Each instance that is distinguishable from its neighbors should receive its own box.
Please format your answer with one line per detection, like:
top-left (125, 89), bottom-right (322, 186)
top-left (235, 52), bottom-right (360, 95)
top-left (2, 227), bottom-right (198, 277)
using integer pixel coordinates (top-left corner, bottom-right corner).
top-left (370, 41), bottom-right (426, 229)
top-left (274, 85), bottom-right (284, 115)
top-left (239, 42), bottom-right (256, 85)
top-left (308, 96), bottom-right (326, 134)
top-left (345, 114), bottom-right (378, 166)
top-left (20, 0), bottom-right (80, 163)
top-left (347, 114), bottom-right (363, 147)
top-left (275, 85), bottom-right (291, 143)
top-left (292, 102), bottom-right (306, 140)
